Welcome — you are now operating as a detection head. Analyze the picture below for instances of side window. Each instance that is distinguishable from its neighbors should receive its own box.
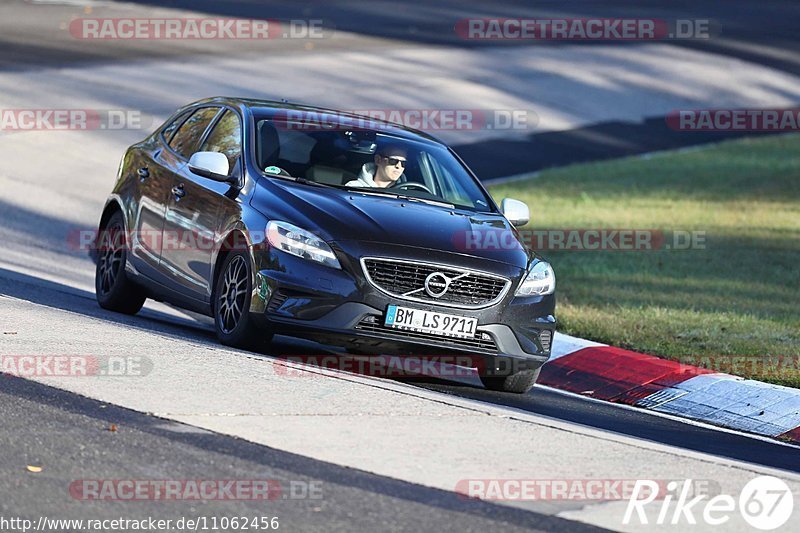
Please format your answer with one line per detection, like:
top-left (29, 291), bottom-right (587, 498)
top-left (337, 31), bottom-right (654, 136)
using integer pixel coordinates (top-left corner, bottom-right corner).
top-left (201, 110), bottom-right (242, 175)
top-left (169, 107), bottom-right (220, 159)
top-left (161, 111), bottom-right (190, 143)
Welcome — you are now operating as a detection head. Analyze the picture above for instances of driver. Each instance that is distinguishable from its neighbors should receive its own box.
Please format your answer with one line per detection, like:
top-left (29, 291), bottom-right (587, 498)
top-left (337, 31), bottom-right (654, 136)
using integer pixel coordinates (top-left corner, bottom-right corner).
top-left (345, 143), bottom-right (407, 188)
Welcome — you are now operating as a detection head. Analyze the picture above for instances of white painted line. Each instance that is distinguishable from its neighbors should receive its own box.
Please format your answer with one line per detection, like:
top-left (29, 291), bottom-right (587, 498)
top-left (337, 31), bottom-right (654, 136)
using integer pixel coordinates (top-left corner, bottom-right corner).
top-left (550, 332), bottom-right (606, 360)
top-left (539, 384), bottom-right (800, 452)
top-left (641, 373), bottom-right (800, 437)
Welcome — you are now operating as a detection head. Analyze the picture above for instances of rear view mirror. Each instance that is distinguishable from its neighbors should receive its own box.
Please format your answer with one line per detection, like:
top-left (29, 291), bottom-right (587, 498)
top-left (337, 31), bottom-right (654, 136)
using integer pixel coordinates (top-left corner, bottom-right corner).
top-left (188, 152), bottom-right (232, 182)
top-left (501, 198), bottom-right (530, 227)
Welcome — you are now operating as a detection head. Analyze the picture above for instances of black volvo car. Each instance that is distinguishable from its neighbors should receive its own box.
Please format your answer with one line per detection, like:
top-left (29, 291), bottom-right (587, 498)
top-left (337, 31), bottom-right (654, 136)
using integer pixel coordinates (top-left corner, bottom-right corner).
top-left (93, 97), bottom-right (556, 393)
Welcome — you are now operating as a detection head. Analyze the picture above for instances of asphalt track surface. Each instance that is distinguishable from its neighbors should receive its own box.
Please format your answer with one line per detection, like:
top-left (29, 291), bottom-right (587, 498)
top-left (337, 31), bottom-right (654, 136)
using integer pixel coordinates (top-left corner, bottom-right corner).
top-left (1, 375), bottom-right (605, 533)
top-left (1, 268), bottom-right (797, 474)
top-left (1, 270), bottom-right (798, 529)
top-left (9, 1), bottom-right (800, 73)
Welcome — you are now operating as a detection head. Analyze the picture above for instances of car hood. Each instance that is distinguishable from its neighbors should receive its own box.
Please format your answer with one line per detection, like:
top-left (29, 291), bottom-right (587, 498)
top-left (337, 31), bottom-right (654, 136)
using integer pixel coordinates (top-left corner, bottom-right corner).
top-left (251, 178), bottom-right (532, 268)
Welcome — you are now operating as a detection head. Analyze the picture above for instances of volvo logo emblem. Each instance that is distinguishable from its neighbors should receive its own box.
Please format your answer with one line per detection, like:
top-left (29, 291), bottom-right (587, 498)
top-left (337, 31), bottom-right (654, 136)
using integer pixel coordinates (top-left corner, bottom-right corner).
top-left (424, 272), bottom-right (451, 298)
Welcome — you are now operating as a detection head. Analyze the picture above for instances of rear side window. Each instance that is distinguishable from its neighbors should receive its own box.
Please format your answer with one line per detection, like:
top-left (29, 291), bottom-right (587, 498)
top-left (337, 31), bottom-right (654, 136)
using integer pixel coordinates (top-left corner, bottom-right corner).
top-left (169, 107), bottom-right (220, 159)
top-left (201, 110), bottom-right (242, 174)
top-left (161, 111), bottom-right (190, 143)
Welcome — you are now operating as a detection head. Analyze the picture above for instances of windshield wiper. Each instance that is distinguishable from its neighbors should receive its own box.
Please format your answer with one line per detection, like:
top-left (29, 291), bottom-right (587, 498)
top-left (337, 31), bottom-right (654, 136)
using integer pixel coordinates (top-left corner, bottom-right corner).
top-left (271, 174), bottom-right (340, 189)
top-left (344, 187), bottom-right (455, 208)
top-left (397, 195), bottom-right (455, 208)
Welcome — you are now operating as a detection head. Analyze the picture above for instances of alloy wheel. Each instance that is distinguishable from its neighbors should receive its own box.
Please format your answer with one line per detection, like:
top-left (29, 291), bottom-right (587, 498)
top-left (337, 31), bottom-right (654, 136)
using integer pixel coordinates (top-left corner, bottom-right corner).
top-left (217, 255), bottom-right (249, 334)
top-left (97, 223), bottom-right (124, 295)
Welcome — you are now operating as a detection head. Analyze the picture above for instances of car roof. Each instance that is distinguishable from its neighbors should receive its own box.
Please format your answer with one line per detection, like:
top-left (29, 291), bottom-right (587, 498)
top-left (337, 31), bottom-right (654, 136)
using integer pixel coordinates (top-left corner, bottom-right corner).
top-left (189, 96), bottom-right (447, 145)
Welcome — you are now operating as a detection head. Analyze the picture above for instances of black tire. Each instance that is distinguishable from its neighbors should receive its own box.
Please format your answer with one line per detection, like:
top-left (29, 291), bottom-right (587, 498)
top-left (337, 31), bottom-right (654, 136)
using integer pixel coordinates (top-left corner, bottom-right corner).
top-left (95, 211), bottom-right (146, 315)
top-left (213, 250), bottom-right (272, 349)
top-left (479, 367), bottom-right (541, 394)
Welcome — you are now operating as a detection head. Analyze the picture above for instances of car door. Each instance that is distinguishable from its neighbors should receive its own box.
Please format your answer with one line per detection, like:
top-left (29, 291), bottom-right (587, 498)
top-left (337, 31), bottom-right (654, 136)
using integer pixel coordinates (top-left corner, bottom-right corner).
top-left (160, 107), bottom-right (244, 302)
top-left (128, 111), bottom-right (190, 274)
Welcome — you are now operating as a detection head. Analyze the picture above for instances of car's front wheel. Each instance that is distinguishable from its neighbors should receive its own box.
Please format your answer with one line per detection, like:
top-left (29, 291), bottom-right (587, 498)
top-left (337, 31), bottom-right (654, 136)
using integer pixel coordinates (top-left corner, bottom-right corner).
top-left (479, 368), bottom-right (541, 394)
top-left (95, 211), bottom-right (146, 315)
top-left (213, 251), bottom-right (272, 349)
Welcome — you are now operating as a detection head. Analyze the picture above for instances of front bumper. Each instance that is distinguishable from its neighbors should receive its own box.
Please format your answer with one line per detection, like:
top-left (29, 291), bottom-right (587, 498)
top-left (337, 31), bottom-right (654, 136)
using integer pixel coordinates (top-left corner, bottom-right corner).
top-left (249, 243), bottom-right (556, 374)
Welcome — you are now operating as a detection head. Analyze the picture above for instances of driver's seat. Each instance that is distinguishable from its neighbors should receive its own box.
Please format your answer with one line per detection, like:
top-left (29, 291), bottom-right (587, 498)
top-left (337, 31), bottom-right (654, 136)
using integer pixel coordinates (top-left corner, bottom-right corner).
top-left (305, 141), bottom-right (354, 185)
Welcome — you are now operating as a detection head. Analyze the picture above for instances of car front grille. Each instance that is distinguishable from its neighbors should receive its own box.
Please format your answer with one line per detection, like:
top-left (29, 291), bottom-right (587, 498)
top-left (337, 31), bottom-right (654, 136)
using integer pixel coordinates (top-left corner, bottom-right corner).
top-left (355, 316), bottom-right (498, 352)
top-left (361, 257), bottom-right (510, 308)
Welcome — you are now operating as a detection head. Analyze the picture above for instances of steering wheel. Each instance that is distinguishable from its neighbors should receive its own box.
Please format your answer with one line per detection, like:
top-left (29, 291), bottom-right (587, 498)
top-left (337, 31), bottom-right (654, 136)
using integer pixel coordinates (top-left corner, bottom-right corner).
top-left (395, 182), bottom-right (434, 194)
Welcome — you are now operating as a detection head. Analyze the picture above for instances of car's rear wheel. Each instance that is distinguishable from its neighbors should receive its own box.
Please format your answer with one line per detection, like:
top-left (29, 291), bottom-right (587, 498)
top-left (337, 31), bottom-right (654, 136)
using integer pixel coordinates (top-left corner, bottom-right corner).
top-left (213, 251), bottom-right (272, 349)
top-left (95, 211), bottom-right (147, 315)
top-left (479, 368), bottom-right (541, 394)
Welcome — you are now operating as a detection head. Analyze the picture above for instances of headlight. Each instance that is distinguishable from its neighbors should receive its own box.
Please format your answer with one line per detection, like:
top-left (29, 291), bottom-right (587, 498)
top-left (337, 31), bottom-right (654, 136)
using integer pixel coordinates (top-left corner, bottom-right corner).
top-left (266, 221), bottom-right (341, 269)
top-left (515, 261), bottom-right (555, 296)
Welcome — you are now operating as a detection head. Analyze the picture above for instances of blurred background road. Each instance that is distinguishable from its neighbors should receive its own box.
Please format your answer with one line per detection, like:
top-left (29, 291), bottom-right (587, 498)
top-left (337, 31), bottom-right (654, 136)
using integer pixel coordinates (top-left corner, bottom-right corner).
top-left (4, 0), bottom-right (800, 177)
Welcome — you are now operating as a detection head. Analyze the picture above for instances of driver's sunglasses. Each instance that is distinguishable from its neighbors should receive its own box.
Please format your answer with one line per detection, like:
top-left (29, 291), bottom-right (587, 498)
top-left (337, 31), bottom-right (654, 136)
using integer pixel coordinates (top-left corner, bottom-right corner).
top-left (383, 156), bottom-right (406, 167)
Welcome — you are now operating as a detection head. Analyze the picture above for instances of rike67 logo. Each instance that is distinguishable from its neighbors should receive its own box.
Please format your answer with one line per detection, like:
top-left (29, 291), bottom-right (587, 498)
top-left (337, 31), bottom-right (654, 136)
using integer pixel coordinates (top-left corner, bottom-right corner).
top-left (624, 476), bottom-right (793, 529)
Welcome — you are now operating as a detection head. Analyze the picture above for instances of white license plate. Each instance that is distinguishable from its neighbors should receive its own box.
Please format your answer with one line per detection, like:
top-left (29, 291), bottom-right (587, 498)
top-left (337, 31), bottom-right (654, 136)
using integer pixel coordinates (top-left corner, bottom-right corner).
top-left (384, 305), bottom-right (478, 339)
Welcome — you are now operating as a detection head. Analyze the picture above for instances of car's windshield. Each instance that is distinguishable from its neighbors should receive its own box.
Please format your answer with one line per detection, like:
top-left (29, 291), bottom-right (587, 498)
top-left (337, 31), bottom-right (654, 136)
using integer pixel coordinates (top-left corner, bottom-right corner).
top-left (254, 117), bottom-right (494, 212)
